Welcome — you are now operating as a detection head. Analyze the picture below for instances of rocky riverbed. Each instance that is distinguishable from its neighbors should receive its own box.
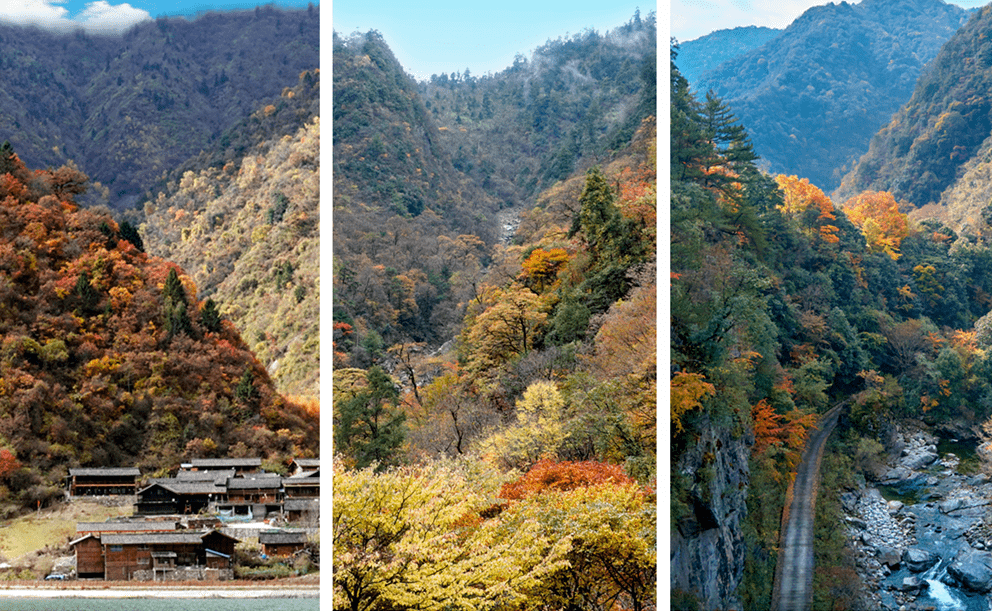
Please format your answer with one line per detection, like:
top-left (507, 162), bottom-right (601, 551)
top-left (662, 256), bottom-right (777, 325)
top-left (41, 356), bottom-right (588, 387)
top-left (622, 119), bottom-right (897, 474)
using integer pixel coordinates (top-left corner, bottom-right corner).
top-left (842, 427), bottom-right (992, 611)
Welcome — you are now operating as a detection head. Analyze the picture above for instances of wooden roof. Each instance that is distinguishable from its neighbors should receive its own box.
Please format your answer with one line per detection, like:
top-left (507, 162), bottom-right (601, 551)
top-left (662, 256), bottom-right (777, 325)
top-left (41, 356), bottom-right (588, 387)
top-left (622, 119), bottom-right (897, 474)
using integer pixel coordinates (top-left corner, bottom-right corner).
top-left (176, 469), bottom-right (234, 483)
top-left (76, 521), bottom-right (177, 533)
top-left (102, 532), bottom-right (204, 545)
top-left (283, 477), bottom-right (320, 486)
top-left (139, 481), bottom-right (221, 496)
top-left (69, 468), bottom-right (140, 477)
top-left (226, 476), bottom-right (282, 490)
top-left (293, 458), bottom-right (320, 468)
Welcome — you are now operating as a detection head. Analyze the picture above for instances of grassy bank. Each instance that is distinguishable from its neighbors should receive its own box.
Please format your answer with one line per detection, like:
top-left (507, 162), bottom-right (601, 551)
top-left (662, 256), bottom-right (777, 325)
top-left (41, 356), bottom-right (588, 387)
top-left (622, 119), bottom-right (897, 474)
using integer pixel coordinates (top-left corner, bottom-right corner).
top-left (0, 499), bottom-right (131, 565)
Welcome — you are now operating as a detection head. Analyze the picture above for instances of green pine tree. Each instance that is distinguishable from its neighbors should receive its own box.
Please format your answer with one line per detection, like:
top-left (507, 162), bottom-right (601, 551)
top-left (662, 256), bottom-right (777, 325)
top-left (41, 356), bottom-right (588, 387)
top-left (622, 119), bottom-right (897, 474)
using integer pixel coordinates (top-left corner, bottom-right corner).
top-left (334, 366), bottom-right (406, 470)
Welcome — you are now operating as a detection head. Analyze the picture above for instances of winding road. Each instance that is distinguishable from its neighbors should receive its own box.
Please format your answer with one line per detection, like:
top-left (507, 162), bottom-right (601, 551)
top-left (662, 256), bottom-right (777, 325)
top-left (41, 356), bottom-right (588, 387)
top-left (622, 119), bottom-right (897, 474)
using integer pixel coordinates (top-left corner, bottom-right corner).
top-left (770, 402), bottom-right (845, 611)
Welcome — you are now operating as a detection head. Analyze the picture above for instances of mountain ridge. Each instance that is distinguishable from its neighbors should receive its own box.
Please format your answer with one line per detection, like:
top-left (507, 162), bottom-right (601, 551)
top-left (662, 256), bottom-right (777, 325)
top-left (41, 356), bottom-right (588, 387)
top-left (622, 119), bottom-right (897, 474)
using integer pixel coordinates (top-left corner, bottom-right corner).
top-left (694, 0), bottom-right (968, 192)
top-left (0, 5), bottom-right (318, 210)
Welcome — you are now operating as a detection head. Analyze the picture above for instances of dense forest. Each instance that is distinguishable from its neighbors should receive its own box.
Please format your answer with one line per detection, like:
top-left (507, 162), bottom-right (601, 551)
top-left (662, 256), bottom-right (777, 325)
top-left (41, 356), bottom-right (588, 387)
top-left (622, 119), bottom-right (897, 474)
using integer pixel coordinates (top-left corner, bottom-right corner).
top-left (332, 14), bottom-right (656, 360)
top-left (672, 27), bottom-right (992, 607)
top-left (837, 4), bottom-right (992, 230)
top-left (0, 5), bottom-right (318, 210)
top-left (0, 146), bottom-right (317, 515)
top-left (690, 0), bottom-right (968, 192)
top-left (141, 69), bottom-right (319, 399)
top-left (333, 13), bottom-right (657, 611)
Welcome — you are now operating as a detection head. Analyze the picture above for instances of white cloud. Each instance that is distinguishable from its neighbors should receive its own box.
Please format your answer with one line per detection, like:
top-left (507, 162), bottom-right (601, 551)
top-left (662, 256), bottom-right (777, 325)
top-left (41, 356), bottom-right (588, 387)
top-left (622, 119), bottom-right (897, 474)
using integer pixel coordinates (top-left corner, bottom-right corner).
top-left (76, 1), bottom-right (151, 34)
top-left (0, 0), bottom-right (151, 35)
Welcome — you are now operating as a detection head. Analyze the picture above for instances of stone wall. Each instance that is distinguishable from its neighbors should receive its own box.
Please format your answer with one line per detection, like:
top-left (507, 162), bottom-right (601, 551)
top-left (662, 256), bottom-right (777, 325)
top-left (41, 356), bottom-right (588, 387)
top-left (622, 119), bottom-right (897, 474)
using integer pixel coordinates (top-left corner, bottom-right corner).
top-left (131, 567), bottom-right (233, 581)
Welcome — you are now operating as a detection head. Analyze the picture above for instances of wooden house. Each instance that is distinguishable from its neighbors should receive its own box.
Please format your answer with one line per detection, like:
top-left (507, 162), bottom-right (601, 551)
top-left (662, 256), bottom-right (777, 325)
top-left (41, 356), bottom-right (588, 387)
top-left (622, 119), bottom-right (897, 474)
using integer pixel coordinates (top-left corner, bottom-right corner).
top-left (225, 474), bottom-right (282, 503)
top-left (283, 498), bottom-right (318, 522)
top-left (67, 468), bottom-right (140, 497)
top-left (70, 534), bottom-right (105, 578)
top-left (135, 481), bottom-right (221, 515)
top-left (75, 530), bottom-right (239, 581)
top-left (259, 530), bottom-right (307, 556)
top-left (187, 458), bottom-right (261, 475)
top-left (282, 476), bottom-right (319, 499)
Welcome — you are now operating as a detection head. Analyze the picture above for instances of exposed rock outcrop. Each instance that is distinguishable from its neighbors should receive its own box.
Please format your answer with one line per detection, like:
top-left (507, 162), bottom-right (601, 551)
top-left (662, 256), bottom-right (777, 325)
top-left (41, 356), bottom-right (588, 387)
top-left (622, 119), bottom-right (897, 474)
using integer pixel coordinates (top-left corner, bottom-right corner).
top-left (671, 414), bottom-right (751, 610)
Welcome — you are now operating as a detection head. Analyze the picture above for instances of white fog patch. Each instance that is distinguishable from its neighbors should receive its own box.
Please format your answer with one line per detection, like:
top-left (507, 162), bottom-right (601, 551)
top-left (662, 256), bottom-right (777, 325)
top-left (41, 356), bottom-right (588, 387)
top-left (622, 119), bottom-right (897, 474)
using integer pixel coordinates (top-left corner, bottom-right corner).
top-left (0, 0), bottom-right (151, 35)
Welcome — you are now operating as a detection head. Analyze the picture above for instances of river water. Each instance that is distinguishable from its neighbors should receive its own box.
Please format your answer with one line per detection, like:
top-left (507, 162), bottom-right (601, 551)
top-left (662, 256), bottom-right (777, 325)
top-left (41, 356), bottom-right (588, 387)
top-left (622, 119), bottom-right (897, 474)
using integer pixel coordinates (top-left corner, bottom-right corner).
top-left (877, 433), bottom-right (989, 611)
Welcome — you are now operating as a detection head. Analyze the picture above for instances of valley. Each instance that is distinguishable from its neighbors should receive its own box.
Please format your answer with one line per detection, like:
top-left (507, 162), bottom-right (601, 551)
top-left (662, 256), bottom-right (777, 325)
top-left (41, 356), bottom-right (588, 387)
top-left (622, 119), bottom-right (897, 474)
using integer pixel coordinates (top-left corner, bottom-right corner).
top-left (674, 2), bottom-right (992, 610)
top-left (332, 10), bottom-right (657, 611)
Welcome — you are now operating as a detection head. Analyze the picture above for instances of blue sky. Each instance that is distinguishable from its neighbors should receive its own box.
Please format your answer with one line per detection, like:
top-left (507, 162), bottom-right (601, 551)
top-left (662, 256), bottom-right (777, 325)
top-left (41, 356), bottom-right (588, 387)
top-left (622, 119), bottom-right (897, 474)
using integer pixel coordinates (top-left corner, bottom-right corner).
top-left (332, 0), bottom-right (650, 82)
top-left (0, 0), bottom-right (316, 34)
top-left (672, 0), bottom-right (988, 43)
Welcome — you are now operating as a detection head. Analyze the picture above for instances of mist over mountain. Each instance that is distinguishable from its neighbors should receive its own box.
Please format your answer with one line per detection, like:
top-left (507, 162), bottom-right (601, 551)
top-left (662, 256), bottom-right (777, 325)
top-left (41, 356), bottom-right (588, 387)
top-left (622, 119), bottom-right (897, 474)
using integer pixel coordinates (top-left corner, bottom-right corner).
top-left (694, 0), bottom-right (968, 192)
top-left (0, 5), bottom-right (318, 210)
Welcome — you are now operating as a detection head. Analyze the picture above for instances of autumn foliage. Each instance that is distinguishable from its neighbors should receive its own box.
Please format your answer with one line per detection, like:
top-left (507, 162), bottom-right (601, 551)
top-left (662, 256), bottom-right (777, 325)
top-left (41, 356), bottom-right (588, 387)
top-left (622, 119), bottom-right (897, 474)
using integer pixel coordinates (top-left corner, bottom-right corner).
top-left (775, 174), bottom-right (841, 244)
top-left (842, 190), bottom-right (912, 259)
top-left (499, 459), bottom-right (637, 500)
top-left (0, 151), bottom-right (317, 508)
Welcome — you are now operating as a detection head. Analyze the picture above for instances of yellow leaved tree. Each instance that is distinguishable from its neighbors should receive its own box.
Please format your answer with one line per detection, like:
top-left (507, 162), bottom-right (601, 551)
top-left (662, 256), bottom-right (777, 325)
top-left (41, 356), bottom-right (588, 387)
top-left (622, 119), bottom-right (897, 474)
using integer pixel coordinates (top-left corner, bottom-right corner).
top-left (333, 457), bottom-right (569, 611)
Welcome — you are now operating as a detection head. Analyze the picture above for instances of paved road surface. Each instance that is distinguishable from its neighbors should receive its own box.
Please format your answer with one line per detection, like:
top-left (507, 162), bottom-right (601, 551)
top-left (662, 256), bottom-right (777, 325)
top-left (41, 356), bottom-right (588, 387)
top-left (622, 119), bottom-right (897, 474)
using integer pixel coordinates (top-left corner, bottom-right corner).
top-left (770, 403), bottom-right (843, 611)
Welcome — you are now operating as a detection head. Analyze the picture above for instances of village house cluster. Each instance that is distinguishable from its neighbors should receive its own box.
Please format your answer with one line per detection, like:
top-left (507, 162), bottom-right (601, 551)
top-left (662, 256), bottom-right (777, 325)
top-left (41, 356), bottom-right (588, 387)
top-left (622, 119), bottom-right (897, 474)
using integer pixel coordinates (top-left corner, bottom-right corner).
top-left (64, 457), bottom-right (319, 581)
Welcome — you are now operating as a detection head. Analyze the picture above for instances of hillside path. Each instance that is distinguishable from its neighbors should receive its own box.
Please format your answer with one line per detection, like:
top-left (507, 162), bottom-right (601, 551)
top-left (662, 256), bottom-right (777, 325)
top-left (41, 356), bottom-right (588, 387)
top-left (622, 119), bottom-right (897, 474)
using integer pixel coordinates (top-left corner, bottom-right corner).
top-left (770, 402), bottom-right (844, 611)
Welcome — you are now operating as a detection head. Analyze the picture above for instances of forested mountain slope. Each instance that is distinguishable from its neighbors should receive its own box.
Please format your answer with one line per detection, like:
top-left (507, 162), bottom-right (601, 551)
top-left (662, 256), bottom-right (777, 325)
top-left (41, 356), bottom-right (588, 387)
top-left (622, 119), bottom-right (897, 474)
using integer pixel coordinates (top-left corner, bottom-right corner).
top-left (0, 5), bottom-right (318, 210)
top-left (419, 11), bottom-right (656, 208)
top-left (333, 19), bottom-right (657, 609)
top-left (0, 149), bottom-right (317, 514)
top-left (332, 31), bottom-right (500, 357)
top-left (672, 42), bottom-right (992, 609)
top-left (696, 0), bottom-right (967, 192)
top-left (676, 26), bottom-right (781, 87)
top-left (333, 13), bottom-right (654, 364)
top-left (140, 70), bottom-right (319, 399)
top-left (837, 4), bottom-right (992, 229)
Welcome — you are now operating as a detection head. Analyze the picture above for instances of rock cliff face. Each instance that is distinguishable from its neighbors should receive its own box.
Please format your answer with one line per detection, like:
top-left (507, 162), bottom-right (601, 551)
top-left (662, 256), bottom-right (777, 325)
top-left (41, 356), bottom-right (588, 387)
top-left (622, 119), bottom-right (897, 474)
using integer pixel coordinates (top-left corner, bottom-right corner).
top-left (671, 415), bottom-right (752, 610)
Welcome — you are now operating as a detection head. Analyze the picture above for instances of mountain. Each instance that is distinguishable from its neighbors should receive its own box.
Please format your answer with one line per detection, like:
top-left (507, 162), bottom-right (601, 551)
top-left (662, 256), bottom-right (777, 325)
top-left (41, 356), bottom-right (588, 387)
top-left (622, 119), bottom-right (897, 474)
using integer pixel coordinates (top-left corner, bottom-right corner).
top-left (836, 4), bottom-right (992, 225)
top-left (676, 26), bottom-right (781, 87)
top-left (332, 14), bottom-right (655, 365)
top-left (140, 70), bottom-right (319, 400)
top-left (694, 0), bottom-right (968, 192)
top-left (418, 12), bottom-right (656, 208)
top-left (0, 149), bottom-right (317, 513)
top-left (332, 30), bottom-right (500, 359)
top-left (0, 5), bottom-right (318, 210)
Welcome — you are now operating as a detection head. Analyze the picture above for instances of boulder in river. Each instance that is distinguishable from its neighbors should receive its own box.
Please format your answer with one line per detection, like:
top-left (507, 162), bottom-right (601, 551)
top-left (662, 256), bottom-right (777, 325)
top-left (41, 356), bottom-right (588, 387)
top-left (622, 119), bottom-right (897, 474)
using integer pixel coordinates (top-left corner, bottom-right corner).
top-left (900, 449), bottom-right (938, 471)
top-left (903, 548), bottom-right (938, 573)
top-left (900, 575), bottom-right (929, 593)
top-left (877, 546), bottom-right (902, 568)
top-left (948, 549), bottom-right (992, 593)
